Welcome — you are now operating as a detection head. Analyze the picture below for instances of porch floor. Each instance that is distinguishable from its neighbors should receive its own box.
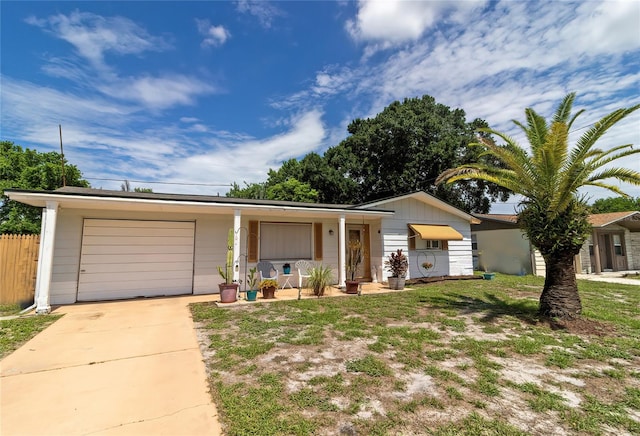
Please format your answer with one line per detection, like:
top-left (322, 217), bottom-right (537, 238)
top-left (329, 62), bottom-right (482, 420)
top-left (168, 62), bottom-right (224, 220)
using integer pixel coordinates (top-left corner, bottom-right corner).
top-left (215, 282), bottom-right (407, 306)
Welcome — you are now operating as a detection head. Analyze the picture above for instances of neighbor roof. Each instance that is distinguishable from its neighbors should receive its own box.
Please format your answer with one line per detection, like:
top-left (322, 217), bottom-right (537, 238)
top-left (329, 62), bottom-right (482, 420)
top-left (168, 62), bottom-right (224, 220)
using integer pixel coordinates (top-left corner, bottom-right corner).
top-left (589, 211), bottom-right (640, 230)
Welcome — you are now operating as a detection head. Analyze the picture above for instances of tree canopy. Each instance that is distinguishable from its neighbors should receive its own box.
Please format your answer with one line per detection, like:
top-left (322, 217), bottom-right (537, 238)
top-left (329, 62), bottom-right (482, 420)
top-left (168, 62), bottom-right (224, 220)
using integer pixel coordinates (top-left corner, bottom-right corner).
top-left (590, 196), bottom-right (640, 213)
top-left (437, 93), bottom-right (640, 319)
top-left (229, 95), bottom-right (509, 211)
top-left (326, 96), bottom-right (509, 211)
top-left (0, 141), bottom-right (89, 234)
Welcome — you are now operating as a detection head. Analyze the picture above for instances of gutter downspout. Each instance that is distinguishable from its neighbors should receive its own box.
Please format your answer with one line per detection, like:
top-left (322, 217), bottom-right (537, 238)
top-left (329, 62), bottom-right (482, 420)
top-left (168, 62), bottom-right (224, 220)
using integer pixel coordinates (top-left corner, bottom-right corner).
top-left (339, 214), bottom-right (346, 287)
top-left (20, 209), bottom-right (48, 314)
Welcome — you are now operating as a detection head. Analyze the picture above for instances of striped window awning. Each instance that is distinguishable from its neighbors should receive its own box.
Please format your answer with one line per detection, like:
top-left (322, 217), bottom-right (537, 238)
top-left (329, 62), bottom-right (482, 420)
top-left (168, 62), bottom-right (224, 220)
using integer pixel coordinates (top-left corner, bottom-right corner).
top-left (409, 224), bottom-right (463, 240)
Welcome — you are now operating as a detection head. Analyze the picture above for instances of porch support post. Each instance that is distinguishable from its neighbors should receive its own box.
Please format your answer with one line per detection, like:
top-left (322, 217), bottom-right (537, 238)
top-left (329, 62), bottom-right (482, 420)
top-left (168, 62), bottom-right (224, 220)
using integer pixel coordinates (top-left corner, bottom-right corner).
top-left (35, 201), bottom-right (58, 314)
top-left (592, 230), bottom-right (602, 274)
top-left (339, 214), bottom-right (346, 287)
top-left (233, 209), bottom-right (241, 283)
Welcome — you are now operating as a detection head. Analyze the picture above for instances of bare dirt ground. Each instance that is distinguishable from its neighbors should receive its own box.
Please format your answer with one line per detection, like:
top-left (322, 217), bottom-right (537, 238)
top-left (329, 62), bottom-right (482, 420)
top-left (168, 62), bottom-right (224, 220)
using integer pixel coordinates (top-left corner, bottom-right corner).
top-left (193, 282), bottom-right (640, 435)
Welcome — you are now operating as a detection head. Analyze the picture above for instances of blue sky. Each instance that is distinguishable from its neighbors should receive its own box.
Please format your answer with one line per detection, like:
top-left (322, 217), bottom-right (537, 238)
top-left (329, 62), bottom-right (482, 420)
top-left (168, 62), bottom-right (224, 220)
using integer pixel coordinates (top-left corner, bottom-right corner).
top-left (1, 0), bottom-right (639, 213)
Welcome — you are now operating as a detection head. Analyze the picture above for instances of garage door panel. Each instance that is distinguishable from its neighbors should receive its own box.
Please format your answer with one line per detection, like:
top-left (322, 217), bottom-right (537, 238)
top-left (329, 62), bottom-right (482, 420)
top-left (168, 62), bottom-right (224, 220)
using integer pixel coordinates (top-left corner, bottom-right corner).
top-left (83, 227), bottom-right (195, 238)
top-left (80, 244), bottom-right (195, 256)
top-left (81, 261), bottom-right (194, 274)
top-left (84, 219), bottom-right (193, 229)
top-left (78, 219), bottom-right (195, 301)
top-left (81, 235), bottom-right (195, 246)
top-left (78, 282), bottom-right (189, 300)
top-left (79, 269), bottom-right (193, 285)
top-left (79, 252), bottom-right (194, 265)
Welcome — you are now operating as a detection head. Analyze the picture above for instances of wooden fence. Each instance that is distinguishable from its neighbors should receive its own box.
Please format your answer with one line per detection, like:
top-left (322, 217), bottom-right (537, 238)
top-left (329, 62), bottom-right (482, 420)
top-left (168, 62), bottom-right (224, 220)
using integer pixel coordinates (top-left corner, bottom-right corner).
top-left (0, 234), bottom-right (40, 307)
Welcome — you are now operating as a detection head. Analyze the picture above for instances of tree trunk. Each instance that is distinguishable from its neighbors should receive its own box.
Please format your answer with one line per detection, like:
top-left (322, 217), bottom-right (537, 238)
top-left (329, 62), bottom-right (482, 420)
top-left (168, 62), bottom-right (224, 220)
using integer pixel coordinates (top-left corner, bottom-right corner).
top-left (539, 251), bottom-right (581, 319)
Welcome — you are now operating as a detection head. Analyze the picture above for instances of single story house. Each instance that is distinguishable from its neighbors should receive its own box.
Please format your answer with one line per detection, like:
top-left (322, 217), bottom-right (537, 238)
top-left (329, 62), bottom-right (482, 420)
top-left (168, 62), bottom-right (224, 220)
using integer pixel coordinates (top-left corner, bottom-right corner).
top-left (472, 211), bottom-right (640, 276)
top-left (6, 188), bottom-right (479, 313)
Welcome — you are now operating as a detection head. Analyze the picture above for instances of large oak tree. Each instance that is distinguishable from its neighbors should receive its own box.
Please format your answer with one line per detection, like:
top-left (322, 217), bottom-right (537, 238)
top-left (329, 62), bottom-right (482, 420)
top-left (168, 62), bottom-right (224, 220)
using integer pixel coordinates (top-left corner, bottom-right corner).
top-left (325, 95), bottom-right (509, 211)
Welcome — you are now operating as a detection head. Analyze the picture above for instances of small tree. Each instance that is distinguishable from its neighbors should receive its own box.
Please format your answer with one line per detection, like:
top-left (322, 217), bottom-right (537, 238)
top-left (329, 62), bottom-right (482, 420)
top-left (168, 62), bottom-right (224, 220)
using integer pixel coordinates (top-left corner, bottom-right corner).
top-left (437, 93), bottom-right (640, 319)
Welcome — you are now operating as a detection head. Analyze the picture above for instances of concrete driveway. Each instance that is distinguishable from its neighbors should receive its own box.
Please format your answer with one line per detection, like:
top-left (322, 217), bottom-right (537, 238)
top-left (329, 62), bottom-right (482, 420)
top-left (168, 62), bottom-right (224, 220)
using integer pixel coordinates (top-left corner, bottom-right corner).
top-left (0, 295), bottom-right (222, 435)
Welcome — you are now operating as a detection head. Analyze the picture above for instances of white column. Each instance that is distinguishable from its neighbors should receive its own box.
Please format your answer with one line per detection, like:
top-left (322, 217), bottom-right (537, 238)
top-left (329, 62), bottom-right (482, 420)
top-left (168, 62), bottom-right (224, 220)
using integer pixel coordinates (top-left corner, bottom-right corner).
top-left (339, 214), bottom-right (346, 287)
top-left (35, 201), bottom-right (58, 314)
top-left (233, 209), bottom-right (241, 282)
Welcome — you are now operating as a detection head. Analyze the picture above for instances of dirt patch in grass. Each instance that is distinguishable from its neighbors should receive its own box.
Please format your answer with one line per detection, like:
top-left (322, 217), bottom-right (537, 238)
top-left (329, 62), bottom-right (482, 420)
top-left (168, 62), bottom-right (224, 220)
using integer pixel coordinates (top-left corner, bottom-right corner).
top-left (192, 277), bottom-right (640, 435)
top-left (542, 317), bottom-right (618, 336)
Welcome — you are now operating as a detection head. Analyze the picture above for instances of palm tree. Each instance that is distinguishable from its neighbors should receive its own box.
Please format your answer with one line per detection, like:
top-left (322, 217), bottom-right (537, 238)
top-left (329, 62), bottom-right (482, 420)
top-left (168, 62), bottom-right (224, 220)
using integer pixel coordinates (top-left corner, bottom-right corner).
top-left (437, 93), bottom-right (640, 319)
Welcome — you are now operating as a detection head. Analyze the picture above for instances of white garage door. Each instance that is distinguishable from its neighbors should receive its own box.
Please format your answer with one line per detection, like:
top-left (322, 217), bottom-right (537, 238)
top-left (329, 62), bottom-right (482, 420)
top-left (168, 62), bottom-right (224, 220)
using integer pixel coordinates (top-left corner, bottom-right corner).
top-left (78, 219), bottom-right (195, 301)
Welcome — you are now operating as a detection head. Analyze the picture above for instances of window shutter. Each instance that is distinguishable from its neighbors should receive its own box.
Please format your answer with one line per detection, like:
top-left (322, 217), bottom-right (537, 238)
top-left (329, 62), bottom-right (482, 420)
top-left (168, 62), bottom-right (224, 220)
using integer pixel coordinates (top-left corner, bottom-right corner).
top-left (441, 240), bottom-right (448, 250)
top-left (248, 220), bottom-right (259, 262)
top-left (408, 225), bottom-right (416, 250)
top-left (314, 222), bottom-right (323, 260)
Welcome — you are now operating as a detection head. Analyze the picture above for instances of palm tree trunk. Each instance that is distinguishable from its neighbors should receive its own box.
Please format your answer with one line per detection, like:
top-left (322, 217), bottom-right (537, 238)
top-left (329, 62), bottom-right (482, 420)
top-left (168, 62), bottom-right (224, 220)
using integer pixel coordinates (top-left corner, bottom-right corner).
top-left (539, 251), bottom-right (581, 319)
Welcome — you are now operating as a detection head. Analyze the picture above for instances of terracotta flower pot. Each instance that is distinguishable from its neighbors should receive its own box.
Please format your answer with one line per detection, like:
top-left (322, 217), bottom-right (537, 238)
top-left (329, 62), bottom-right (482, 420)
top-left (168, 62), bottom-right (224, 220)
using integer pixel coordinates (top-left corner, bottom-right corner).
top-left (345, 280), bottom-right (359, 294)
top-left (218, 283), bottom-right (238, 303)
top-left (262, 286), bottom-right (276, 299)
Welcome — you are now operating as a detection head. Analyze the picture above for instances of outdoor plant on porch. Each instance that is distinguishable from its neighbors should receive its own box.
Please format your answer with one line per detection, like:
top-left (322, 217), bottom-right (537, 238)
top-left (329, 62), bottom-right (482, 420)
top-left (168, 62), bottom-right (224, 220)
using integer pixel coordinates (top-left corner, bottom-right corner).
top-left (385, 249), bottom-right (408, 290)
top-left (259, 278), bottom-right (278, 299)
top-left (345, 239), bottom-right (363, 294)
top-left (308, 264), bottom-right (333, 297)
top-left (217, 228), bottom-right (238, 303)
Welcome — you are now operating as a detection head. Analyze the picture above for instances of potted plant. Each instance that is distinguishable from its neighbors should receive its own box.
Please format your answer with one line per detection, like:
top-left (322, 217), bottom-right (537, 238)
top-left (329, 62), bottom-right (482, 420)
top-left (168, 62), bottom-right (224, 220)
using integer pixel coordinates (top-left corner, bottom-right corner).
top-left (259, 278), bottom-right (278, 299)
top-left (385, 249), bottom-right (408, 290)
top-left (283, 263), bottom-right (291, 274)
top-left (217, 228), bottom-right (238, 303)
top-left (308, 265), bottom-right (333, 297)
top-left (246, 267), bottom-right (258, 301)
top-left (345, 240), bottom-right (363, 294)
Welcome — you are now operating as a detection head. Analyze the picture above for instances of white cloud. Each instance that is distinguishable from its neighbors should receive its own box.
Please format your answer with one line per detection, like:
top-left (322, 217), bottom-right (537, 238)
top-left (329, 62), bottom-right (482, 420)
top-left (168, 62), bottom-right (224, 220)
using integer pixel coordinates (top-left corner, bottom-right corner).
top-left (171, 110), bottom-right (326, 187)
top-left (25, 11), bottom-right (170, 70)
top-left (235, 0), bottom-right (283, 29)
top-left (98, 74), bottom-right (217, 109)
top-left (346, 0), bottom-right (487, 45)
top-left (196, 19), bottom-right (231, 47)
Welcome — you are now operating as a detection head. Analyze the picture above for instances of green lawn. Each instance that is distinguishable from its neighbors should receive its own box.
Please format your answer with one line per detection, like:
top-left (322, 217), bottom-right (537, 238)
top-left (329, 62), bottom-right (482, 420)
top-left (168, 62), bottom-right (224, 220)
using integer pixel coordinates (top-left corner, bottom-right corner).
top-left (0, 313), bottom-right (62, 358)
top-left (191, 275), bottom-right (640, 435)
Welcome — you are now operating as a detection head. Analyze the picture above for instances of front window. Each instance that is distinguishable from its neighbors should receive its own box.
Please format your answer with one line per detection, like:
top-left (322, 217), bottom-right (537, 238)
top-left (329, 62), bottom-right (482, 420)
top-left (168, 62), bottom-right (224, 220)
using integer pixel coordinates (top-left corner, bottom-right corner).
top-left (416, 239), bottom-right (441, 250)
top-left (613, 234), bottom-right (623, 256)
top-left (260, 222), bottom-right (312, 260)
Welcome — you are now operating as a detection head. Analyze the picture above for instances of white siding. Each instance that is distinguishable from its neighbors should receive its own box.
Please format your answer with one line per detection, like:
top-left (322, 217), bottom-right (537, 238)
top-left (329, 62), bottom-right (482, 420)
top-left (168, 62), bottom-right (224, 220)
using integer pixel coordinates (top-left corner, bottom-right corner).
top-left (375, 197), bottom-right (473, 279)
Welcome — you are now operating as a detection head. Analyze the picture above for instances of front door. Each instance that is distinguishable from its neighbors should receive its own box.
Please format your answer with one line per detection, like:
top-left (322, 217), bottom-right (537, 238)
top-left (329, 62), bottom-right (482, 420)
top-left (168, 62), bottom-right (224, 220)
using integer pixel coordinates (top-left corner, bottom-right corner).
top-left (346, 224), bottom-right (371, 281)
top-left (592, 232), bottom-right (628, 272)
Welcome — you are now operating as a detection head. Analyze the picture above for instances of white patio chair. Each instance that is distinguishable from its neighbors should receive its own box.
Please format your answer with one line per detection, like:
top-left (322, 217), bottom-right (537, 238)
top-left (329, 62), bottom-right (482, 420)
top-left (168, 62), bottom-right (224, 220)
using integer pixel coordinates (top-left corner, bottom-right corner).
top-left (257, 261), bottom-right (279, 282)
top-left (295, 260), bottom-right (315, 289)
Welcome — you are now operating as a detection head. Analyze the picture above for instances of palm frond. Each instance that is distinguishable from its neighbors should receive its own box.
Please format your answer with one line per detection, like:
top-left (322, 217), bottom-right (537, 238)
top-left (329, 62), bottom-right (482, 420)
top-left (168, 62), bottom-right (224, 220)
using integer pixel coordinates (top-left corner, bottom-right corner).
top-left (586, 167), bottom-right (640, 185)
top-left (567, 108), bottom-right (585, 130)
top-left (522, 108), bottom-right (548, 154)
top-left (552, 92), bottom-right (576, 124)
top-left (574, 104), bottom-right (640, 154)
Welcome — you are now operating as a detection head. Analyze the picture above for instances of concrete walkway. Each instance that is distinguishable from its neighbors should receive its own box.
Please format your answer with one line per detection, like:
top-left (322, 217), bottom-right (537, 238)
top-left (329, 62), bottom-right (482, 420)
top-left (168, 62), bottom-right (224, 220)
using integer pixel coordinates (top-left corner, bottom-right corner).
top-left (577, 270), bottom-right (640, 286)
top-left (0, 295), bottom-right (222, 436)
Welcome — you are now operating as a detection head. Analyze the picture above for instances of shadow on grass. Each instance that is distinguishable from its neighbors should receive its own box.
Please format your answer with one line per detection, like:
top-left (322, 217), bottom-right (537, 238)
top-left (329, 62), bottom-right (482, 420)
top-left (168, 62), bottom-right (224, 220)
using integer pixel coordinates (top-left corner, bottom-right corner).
top-left (418, 291), bottom-right (541, 325)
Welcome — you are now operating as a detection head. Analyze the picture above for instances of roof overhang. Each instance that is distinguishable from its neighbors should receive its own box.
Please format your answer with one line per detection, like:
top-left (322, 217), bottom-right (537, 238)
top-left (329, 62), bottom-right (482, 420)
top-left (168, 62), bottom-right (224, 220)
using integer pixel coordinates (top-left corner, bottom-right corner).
top-left (5, 189), bottom-right (395, 219)
top-left (590, 211), bottom-right (640, 231)
top-left (409, 224), bottom-right (464, 240)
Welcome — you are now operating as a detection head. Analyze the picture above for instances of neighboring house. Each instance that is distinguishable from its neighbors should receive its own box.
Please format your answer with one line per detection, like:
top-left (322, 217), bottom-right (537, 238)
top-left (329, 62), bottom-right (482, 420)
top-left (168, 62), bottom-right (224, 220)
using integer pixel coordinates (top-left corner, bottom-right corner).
top-left (5, 188), bottom-right (478, 313)
top-left (472, 211), bottom-right (640, 276)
